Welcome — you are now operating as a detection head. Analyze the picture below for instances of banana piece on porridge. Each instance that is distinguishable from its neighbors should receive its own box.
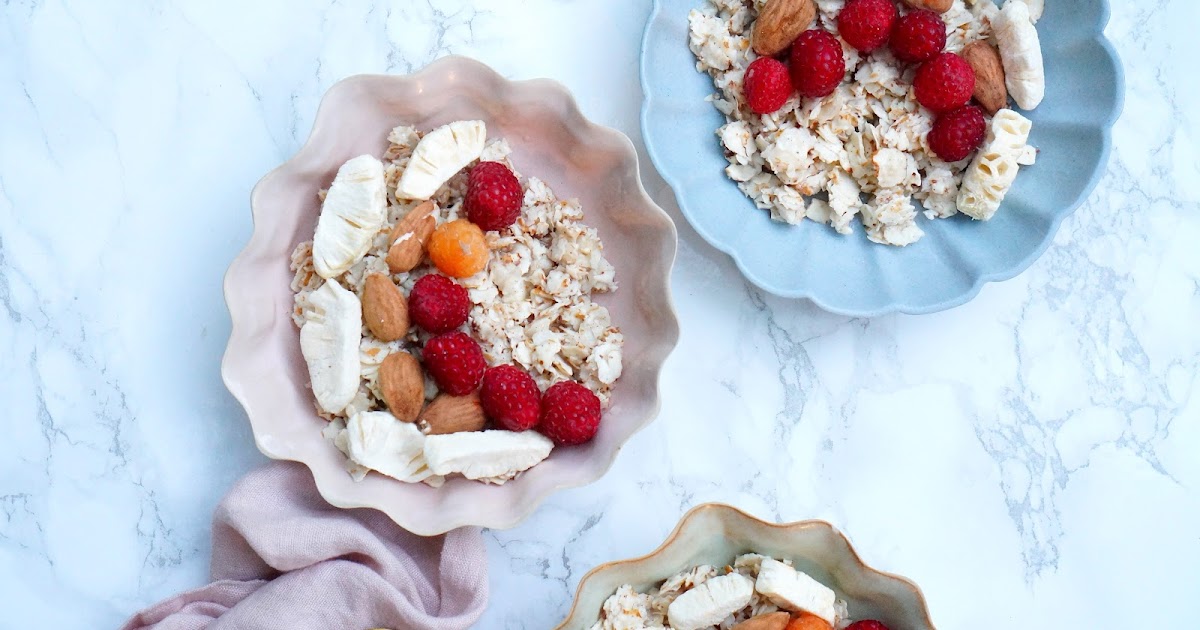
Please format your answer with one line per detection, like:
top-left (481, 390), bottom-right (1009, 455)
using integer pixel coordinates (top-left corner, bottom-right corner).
top-left (312, 155), bottom-right (387, 279)
top-left (994, 0), bottom-right (1045, 110)
top-left (299, 280), bottom-right (362, 414)
top-left (754, 558), bottom-right (837, 626)
top-left (396, 120), bottom-right (487, 200)
top-left (666, 572), bottom-right (755, 630)
top-left (957, 109), bottom-right (1034, 220)
top-left (423, 430), bottom-right (554, 483)
top-left (345, 410), bottom-right (434, 483)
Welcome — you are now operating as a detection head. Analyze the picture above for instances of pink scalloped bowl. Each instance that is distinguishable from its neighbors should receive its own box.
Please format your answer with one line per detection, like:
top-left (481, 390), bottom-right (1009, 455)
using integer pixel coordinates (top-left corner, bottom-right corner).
top-left (221, 56), bottom-right (679, 535)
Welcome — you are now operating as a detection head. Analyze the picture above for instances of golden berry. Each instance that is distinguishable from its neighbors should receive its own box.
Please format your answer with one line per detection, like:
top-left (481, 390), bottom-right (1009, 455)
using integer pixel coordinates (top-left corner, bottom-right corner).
top-left (427, 219), bottom-right (489, 278)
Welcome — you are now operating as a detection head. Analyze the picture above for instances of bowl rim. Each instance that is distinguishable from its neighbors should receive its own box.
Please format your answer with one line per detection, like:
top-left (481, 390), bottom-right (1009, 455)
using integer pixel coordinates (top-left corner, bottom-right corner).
top-left (221, 55), bottom-right (681, 535)
top-left (556, 502), bottom-right (936, 629)
top-left (638, 0), bottom-right (1125, 316)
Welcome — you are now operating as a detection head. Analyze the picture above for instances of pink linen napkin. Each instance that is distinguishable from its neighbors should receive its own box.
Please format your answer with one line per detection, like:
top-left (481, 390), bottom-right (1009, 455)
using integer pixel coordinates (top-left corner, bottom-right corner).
top-left (122, 461), bottom-right (488, 630)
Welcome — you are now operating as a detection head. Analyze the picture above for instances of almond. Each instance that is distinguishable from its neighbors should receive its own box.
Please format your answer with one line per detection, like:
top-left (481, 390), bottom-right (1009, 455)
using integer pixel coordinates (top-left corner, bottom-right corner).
top-left (362, 273), bottom-right (409, 342)
top-left (386, 200), bottom-right (437, 273)
top-left (901, 0), bottom-right (953, 13)
top-left (378, 351), bottom-right (424, 422)
top-left (752, 0), bottom-right (816, 57)
top-left (961, 41), bottom-right (1008, 114)
top-left (732, 612), bottom-right (790, 630)
top-left (420, 392), bottom-right (486, 435)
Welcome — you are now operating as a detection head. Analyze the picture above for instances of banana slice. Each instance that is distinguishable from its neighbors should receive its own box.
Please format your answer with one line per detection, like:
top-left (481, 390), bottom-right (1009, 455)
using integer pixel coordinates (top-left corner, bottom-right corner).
top-left (299, 280), bottom-right (362, 414)
top-left (667, 572), bottom-right (755, 630)
top-left (755, 558), bottom-right (838, 625)
top-left (396, 120), bottom-right (487, 200)
top-left (313, 155), bottom-right (387, 279)
top-left (994, 0), bottom-right (1045, 110)
top-left (346, 411), bottom-right (434, 483)
top-left (423, 430), bottom-right (553, 481)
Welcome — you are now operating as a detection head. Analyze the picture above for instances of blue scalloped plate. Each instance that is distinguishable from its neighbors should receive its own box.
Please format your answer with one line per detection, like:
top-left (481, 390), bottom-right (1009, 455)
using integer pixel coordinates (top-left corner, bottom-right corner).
top-left (640, 0), bottom-right (1123, 315)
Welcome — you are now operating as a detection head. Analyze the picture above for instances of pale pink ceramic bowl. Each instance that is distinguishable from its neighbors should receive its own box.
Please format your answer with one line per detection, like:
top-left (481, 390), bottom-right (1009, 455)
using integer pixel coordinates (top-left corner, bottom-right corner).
top-left (222, 56), bottom-right (679, 536)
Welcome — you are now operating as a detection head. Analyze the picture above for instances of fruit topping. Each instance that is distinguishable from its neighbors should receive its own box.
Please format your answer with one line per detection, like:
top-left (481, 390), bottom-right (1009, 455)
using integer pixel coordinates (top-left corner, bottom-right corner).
top-left (888, 9), bottom-right (947, 64)
top-left (427, 218), bottom-right (489, 278)
top-left (423, 331), bottom-right (486, 396)
top-left (408, 273), bottom-right (470, 334)
top-left (538, 381), bottom-right (602, 446)
top-left (927, 104), bottom-right (987, 162)
top-left (837, 0), bottom-right (896, 53)
top-left (466, 161), bottom-right (524, 232)
top-left (789, 30), bottom-right (846, 98)
top-left (913, 52), bottom-right (975, 112)
top-left (480, 365), bottom-right (542, 432)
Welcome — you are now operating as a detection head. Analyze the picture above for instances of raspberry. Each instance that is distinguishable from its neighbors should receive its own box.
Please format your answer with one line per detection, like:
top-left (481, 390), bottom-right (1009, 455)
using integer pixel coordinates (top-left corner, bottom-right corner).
top-left (789, 30), bottom-right (846, 98)
top-left (538, 381), bottom-right (602, 446)
top-left (427, 219), bottom-right (489, 279)
top-left (479, 365), bottom-right (542, 432)
top-left (422, 331), bottom-right (486, 396)
top-left (889, 9), bottom-right (947, 63)
top-left (743, 57), bottom-right (792, 115)
top-left (465, 161), bottom-right (523, 232)
top-left (927, 105), bottom-right (986, 162)
top-left (913, 52), bottom-right (975, 112)
top-left (408, 274), bottom-right (470, 334)
top-left (844, 622), bottom-right (890, 630)
top-left (837, 0), bottom-right (897, 53)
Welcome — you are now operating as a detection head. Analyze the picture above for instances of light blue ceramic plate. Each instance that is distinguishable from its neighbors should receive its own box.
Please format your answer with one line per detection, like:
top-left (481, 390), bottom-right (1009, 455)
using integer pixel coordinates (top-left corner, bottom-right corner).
top-left (641, 0), bottom-right (1123, 315)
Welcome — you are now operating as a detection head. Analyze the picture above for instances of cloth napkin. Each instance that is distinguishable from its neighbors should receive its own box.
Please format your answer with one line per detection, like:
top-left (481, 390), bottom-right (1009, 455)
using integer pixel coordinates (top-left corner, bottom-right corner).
top-left (121, 461), bottom-right (488, 630)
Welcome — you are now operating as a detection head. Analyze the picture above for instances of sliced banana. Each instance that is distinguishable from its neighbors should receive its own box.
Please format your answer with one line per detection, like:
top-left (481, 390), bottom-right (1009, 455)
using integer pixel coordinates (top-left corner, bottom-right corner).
top-left (755, 558), bottom-right (838, 625)
top-left (422, 430), bottom-right (553, 481)
top-left (396, 120), bottom-right (487, 201)
top-left (313, 154), bottom-right (387, 279)
top-left (667, 572), bottom-right (755, 630)
top-left (994, 0), bottom-right (1045, 110)
top-left (346, 411), bottom-right (434, 483)
top-left (299, 280), bottom-right (362, 414)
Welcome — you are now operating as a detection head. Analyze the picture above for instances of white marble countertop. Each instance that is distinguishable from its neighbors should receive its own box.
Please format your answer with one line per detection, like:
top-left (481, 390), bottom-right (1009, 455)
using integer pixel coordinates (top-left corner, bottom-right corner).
top-left (2, 0), bottom-right (1198, 628)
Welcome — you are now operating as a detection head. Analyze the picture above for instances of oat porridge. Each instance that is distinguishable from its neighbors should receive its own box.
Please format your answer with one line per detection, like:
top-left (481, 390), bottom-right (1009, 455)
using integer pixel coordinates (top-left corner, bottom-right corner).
top-left (289, 119), bottom-right (623, 486)
top-left (590, 554), bottom-right (891, 630)
top-left (688, 0), bottom-right (1045, 246)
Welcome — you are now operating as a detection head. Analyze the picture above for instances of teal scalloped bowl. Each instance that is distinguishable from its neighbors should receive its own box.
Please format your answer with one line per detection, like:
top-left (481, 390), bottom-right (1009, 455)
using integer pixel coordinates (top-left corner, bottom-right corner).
top-left (640, 0), bottom-right (1123, 315)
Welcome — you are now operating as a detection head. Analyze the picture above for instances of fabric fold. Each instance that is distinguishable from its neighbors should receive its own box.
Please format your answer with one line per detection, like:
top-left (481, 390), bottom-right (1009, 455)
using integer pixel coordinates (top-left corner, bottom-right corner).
top-left (122, 461), bottom-right (488, 630)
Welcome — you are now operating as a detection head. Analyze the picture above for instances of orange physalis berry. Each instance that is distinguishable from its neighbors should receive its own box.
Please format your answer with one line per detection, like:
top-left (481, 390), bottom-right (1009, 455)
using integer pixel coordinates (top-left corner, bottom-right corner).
top-left (427, 219), bottom-right (488, 278)
top-left (786, 612), bottom-right (834, 630)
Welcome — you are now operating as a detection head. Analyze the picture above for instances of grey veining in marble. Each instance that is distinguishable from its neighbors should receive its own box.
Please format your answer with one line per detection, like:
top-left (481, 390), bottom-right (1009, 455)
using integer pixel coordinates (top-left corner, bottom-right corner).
top-left (1, 0), bottom-right (1198, 628)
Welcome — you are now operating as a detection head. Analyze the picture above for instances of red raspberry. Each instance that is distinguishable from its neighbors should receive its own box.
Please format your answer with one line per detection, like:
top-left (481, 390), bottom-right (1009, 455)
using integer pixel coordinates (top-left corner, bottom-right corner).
top-left (789, 30), bottom-right (846, 98)
top-left (479, 365), bottom-right (542, 431)
top-left (913, 52), bottom-right (975, 113)
top-left (845, 622), bottom-right (890, 630)
top-left (889, 9), bottom-right (947, 63)
top-left (837, 0), bottom-right (897, 53)
top-left (465, 161), bottom-right (523, 232)
top-left (743, 57), bottom-right (792, 115)
top-left (422, 331), bottom-right (486, 396)
top-left (408, 274), bottom-right (470, 334)
top-left (538, 381), bottom-right (602, 446)
top-left (927, 105), bottom-right (987, 162)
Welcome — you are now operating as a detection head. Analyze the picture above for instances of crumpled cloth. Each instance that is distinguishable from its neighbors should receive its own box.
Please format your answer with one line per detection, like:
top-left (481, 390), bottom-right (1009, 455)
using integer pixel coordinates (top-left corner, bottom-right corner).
top-left (121, 461), bottom-right (488, 630)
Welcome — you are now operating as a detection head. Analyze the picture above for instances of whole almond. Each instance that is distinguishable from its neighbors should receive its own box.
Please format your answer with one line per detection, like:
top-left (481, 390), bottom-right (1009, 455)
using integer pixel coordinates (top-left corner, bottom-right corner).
top-left (731, 612), bottom-right (790, 630)
top-left (752, 0), bottom-right (816, 57)
top-left (362, 273), bottom-right (409, 342)
top-left (386, 200), bottom-right (437, 273)
top-left (378, 351), bottom-right (425, 422)
top-left (961, 41), bottom-right (1008, 114)
top-left (901, 0), bottom-right (953, 12)
top-left (420, 392), bottom-right (486, 435)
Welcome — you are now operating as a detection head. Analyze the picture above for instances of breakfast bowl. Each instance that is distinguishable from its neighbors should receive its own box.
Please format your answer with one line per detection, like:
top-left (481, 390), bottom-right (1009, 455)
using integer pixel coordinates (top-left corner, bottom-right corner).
top-left (222, 56), bottom-right (679, 536)
top-left (640, 0), bottom-right (1123, 315)
top-left (557, 503), bottom-right (934, 629)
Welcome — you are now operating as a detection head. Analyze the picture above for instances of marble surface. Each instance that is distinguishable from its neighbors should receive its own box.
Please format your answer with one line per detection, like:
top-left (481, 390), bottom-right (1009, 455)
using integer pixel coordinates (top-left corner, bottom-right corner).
top-left (1, 0), bottom-right (1197, 628)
